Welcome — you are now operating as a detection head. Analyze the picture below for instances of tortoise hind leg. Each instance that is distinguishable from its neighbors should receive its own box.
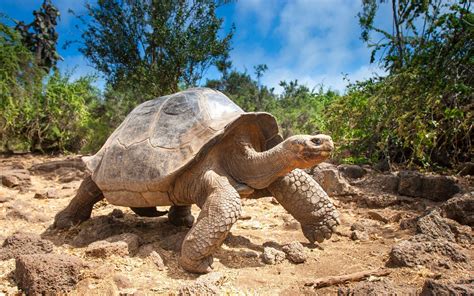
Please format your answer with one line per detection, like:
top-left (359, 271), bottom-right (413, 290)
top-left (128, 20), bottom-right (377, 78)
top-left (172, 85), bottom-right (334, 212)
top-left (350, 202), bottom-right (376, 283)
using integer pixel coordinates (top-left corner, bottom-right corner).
top-left (131, 207), bottom-right (168, 217)
top-left (54, 176), bottom-right (104, 229)
top-left (168, 205), bottom-right (194, 227)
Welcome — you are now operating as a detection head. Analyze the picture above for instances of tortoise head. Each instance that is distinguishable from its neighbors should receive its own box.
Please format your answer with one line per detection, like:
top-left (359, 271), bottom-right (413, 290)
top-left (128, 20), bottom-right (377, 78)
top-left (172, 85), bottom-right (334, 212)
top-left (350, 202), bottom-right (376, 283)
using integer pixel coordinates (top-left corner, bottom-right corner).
top-left (283, 134), bottom-right (334, 168)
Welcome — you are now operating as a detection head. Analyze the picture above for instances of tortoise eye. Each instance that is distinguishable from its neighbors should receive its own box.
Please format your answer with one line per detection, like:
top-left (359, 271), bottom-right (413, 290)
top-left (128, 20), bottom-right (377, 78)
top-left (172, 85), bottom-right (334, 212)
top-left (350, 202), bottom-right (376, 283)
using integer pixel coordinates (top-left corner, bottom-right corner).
top-left (311, 138), bottom-right (322, 145)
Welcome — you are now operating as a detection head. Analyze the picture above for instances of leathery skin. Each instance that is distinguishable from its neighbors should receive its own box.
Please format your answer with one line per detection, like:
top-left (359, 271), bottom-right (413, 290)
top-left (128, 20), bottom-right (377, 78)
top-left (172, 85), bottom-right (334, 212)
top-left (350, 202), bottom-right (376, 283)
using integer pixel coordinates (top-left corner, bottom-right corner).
top-left (268, 169), bottom-right (340, 243)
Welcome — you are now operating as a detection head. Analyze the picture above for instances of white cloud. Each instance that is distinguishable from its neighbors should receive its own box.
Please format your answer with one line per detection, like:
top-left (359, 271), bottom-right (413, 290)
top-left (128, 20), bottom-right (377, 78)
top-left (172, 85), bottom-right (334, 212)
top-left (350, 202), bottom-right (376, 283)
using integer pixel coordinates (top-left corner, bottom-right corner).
top-left (232, 0), bottom-right (385, 93)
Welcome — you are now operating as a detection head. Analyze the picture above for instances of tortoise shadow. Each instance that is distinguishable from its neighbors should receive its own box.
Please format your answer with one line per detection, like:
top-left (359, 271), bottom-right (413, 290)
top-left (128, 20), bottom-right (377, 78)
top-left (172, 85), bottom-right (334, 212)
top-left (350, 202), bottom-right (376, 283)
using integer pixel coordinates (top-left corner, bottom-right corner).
top-left (40, 212), bottom-right (274, 280)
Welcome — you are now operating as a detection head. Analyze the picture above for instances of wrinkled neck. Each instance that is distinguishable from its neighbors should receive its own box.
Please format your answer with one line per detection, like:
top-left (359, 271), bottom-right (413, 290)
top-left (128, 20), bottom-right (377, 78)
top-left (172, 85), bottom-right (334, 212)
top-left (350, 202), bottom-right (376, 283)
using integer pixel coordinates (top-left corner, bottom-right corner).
top-left (225, 143), bottom-right (294, 189)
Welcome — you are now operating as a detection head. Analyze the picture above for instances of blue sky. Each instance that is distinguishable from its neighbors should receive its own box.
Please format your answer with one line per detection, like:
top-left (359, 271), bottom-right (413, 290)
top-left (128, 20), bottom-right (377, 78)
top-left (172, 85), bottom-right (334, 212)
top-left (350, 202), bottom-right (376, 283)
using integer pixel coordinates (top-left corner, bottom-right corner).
top-left (1, 0), bottom-right (388, 93)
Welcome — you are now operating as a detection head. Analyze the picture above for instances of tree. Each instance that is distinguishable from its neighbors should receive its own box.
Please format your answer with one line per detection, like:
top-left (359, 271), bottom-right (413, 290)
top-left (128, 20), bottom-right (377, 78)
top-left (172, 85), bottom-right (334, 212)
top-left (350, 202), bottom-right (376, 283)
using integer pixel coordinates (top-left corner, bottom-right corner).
top-left (78, 0), bottom-right (234, 99)
top-left (328, 0), bottom-right (473, 167)
top-left (15, 0), bottom-right (61, 71)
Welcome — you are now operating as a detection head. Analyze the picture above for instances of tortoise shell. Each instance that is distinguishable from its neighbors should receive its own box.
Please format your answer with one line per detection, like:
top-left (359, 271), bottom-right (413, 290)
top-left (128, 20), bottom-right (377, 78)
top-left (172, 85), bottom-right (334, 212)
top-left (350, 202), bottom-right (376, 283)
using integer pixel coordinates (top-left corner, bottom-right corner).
top-left (83, 88), bottom-right (280, 207)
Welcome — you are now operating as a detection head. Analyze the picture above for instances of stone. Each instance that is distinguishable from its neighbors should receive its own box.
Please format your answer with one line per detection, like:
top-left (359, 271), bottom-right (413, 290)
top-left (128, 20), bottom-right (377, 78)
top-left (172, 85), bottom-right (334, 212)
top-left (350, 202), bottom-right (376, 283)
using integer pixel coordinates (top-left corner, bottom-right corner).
top-left (420, 175), bottom-right (460, 201)
top-left (1, 169), bottom-right (31, 188)
top-left (398, 171), bottom-right (423, 197)
top-left (261, 247), bottom-right (285, 265)
top-left (111, 208), bottom-right (125, 218)
top-left (177, 272), bottom-right (224, 296)
top-left (439, 193), bottom-right (474, 226)
top-left (397, 171), bottom-right (460, 201)
top-left (342, 279), bottom-right (406, 296)
top-left (375, 173), bottom-right (400, 194)
top-left (338, 164), bottom-right (366, 179)
top-left (106, 233), bottom-right (141, 255)
top-left (0, 232), bottom-right (54, 260)
top-left (15, 253), bottom-right (83, 295)
top-left (282, 241), bottom-right (307, 263)
top-left (113, 273), bottom-right (132, 289)
top-left (85, 240), bottom-right (129, 258)
top-left (86, 233), bottom-right (140, 258)
top-left (367, 211), bottom-right (388, 223)
top-left (416, 210), bottom-right (473, 247)
top-left (312, 164), bottom-right (354, 196)
top-left (149, 251), bottom-right (166, 270)
top-left (389, 235), bottom-right (469, 269)
top-left (350, 230), bottom-right (369, 241)
top-left (361, 194), bottom-right (400, 208)
top-left (420, 279), bottom-right (474, 296)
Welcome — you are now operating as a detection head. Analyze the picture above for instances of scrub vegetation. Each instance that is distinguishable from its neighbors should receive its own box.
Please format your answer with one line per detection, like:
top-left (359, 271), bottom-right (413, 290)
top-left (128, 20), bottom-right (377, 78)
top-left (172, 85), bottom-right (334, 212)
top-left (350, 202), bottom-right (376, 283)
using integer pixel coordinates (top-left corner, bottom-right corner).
top-left (1, 0), bottom-right (472, 170)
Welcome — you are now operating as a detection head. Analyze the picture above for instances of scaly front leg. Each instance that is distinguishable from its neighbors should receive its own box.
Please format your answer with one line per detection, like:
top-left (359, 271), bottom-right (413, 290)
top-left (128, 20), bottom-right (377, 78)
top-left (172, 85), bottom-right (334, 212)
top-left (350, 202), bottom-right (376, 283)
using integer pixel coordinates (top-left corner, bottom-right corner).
top-left (179, 173), bottom-right (241, 273)
top-left (268, 169), bottom-right (340, 243)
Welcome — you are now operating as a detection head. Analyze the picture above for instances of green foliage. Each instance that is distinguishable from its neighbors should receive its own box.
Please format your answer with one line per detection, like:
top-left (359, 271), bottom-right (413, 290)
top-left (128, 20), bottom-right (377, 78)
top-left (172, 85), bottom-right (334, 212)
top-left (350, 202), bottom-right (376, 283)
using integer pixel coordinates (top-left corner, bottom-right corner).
top-left (79, 0), bottom-right (233, 99)
top-left (326, 0), bottom-right (473, 168)
top-left (0, 21), bottom-right (100, 152)
top-left (273, 81), bottom-right (337, 138)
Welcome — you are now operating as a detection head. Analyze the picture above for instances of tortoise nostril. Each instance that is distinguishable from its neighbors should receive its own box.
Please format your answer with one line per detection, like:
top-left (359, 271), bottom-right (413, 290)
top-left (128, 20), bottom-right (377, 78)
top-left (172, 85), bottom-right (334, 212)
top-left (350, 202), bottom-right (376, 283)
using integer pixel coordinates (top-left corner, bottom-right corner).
top-left (311, 138), bottom-right (322, 145)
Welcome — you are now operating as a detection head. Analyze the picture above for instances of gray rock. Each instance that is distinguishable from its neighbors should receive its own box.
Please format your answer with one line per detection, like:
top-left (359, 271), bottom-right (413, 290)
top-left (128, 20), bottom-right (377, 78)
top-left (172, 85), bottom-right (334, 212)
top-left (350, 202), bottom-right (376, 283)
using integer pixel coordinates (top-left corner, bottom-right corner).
top-left (106, 233), bottom-right (141, 255)
top-left (421, 175), bottom-right (460, 201)
top-left (397, 171), bottom-right (460, 201)
top-left (398, 171), bottom-right (423, 197)
top-left (149, 251), bottom-right (166, 270)
top-left (389, 235), bottom-right (469, 269)
top-left (86, 240), bottom-right (129, 258)
top-left (312, 164), bottom-right (354, 196)
top-left (375, 173), bottom-right (400, 194)
top-left (338, 164), bottom-right (366, 179)
top-left (85, 232), bottom-right (141, 258)
top-left (417, 210), bottom-right (473, 247)
top-left (282, 241), bottom-right (307, 264)
top-left (113, 273), bottom-right (132, 289)
top-left (1, 169), bottom-right (31, 188)
top-left (15, 253), bottom-right (84, 295)
top-left (178, 272), bottom-right (223, 296)
top-left (261, 247), bottom-right (285, 265)
top-left (0, 232), bottom-right (54, 260)
top-left (110, 208), bottom-right (125, 218)
top-left (439, 193), bottom-right (474, 226)
top-left (350, 230), bottom-right (369, 241)
top-left (367, 211), bottom-right (388, 223)
top-left (342, 279), bottom-right (406, 296)
top-left (420, 279), bottom-right (474, 296)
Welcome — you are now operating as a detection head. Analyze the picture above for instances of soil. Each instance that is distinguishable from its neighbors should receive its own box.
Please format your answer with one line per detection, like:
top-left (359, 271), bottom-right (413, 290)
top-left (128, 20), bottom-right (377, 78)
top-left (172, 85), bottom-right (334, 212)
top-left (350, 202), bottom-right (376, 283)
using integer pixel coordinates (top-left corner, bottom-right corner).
top-left (0, 154), bottom-right (472, 295)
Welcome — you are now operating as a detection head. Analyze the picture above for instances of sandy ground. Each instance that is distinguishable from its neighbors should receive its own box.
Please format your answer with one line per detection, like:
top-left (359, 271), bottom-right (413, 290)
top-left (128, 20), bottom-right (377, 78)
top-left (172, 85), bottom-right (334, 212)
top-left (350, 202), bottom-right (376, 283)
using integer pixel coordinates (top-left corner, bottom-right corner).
top-left (0, 154), bottom-right (472, 295)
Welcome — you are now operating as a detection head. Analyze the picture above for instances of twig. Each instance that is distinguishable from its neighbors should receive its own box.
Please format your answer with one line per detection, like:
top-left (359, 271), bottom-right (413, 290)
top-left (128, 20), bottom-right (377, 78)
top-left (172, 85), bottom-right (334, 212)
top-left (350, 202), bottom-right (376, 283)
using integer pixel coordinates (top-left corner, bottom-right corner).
top-left (304, 268), bottom-right (391, 289)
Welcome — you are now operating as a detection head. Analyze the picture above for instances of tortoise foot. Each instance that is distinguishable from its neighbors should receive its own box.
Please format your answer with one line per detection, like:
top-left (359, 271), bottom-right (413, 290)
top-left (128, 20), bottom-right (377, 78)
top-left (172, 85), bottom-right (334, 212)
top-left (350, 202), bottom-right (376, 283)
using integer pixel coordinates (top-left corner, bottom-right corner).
top-left (179, 255), bottom-right (213, 274)
top-left (301, 208), bottom-right (340, 243)
top-left (168, 206), bottom-right (194, 227)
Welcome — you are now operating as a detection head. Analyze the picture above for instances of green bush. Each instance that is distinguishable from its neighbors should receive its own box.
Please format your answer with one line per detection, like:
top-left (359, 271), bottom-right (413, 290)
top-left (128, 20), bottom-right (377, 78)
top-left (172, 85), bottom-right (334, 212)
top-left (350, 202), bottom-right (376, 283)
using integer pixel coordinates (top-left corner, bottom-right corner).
top-left (0, 23), bottom-right (101, 153)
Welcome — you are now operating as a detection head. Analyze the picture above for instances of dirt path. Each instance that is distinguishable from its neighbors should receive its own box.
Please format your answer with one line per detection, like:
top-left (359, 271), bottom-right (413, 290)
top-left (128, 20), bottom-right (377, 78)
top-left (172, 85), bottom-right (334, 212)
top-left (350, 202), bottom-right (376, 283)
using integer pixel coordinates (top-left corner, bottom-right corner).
top-left (0, 155), bottom-right (472, 295)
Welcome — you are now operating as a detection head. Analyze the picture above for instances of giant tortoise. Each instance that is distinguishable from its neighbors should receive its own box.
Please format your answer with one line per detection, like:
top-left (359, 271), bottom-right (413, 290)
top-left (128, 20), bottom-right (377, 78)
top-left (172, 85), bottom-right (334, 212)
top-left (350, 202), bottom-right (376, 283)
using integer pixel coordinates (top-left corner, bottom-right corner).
top-left (54, 88), bottom-right (340, 273)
